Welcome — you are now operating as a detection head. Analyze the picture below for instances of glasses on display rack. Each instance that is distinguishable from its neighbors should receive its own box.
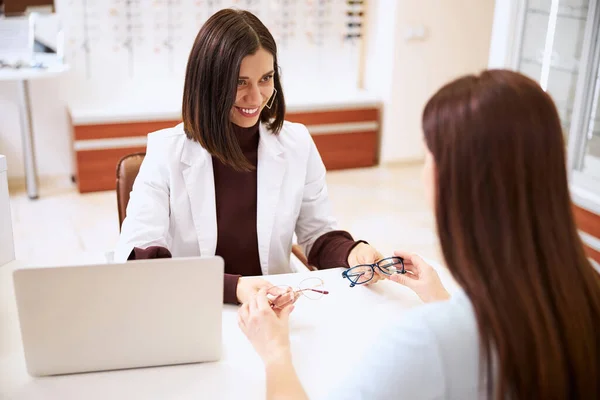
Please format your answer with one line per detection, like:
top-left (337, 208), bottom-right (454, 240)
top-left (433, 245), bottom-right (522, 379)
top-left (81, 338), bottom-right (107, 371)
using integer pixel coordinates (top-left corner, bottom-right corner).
top-left (346, 10), bottom-right (364, 17)
top-left (341, 256), bottom-right (405, 287)
top-left (274, 3), bottom-right (296, 46)
top-left (345, 33), bottom-right (361, 40)
top-left (266, 277), bottom-right (329, 310)
top-left (345, 0), bottom-right (364, 42)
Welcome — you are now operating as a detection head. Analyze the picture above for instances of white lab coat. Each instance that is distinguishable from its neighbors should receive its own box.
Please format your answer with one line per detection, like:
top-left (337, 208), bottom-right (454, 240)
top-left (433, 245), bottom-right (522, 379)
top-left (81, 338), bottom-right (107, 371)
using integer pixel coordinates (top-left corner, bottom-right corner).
top-left (114, 121), bottom-right (338, 275)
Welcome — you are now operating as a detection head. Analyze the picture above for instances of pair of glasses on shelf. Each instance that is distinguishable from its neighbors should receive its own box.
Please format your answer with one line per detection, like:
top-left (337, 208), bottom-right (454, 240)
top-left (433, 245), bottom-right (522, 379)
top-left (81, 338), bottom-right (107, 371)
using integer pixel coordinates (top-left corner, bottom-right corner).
top-left (342, 256), bottom-right (405, 287)
top-left (267, 277), bottom-right (329, 310)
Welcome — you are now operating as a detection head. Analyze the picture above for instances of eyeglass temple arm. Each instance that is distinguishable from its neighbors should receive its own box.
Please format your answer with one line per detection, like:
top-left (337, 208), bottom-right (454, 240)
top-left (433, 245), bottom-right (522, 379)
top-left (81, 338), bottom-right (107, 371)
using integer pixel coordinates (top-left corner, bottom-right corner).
top-left (297, 288), bottom-right (329, 295)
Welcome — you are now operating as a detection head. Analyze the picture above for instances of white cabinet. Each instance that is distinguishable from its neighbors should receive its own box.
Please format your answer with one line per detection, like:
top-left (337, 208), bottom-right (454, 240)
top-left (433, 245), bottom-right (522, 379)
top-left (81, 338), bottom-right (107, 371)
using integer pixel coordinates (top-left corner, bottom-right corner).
top-left (0, 155), bottom-right (15, 266)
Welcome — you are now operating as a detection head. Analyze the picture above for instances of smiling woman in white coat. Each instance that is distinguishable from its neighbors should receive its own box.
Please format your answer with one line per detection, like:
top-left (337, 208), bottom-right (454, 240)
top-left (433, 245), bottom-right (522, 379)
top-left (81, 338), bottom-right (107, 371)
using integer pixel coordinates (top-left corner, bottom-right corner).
top-left (114, 9), bottom-right (383, 305)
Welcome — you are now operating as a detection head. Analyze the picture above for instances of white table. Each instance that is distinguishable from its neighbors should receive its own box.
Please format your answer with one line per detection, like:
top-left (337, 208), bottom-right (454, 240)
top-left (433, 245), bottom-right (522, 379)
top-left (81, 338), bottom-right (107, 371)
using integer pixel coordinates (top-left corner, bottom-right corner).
top-left (0, 262), bottom-right (457, 399)
top-left (0, 65), bottom-right (70, 199)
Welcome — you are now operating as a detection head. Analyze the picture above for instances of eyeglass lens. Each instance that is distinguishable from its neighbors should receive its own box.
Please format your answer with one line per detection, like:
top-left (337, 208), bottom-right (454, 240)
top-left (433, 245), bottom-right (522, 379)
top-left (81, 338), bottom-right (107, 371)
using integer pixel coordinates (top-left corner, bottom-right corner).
top-left (298, 277), bottom-right (327, 300)
top-left (376, 257), bottom-right (404, 275)
top-left (345, 265), bottom-right (374, 284)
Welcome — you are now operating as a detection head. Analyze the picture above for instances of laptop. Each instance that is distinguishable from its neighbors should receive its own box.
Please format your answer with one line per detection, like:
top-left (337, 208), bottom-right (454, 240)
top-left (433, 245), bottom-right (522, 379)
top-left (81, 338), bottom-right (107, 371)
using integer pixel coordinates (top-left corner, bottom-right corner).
top-left (12, 256), bottom-right (224, 376)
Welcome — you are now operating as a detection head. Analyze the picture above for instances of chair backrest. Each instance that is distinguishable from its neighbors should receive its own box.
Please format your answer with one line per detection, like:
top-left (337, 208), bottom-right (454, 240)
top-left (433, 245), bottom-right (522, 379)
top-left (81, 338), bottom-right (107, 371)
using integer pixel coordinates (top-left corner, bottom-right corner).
top-left (116, 152), bottom-right (146, 231)
top-left (114, 151), bottom-right (310, 268)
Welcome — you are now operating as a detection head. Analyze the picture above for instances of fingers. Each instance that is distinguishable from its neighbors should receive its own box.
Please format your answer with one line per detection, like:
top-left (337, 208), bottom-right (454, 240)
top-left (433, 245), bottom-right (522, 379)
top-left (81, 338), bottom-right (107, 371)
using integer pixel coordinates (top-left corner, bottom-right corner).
top-left (237, 312), bottom-right (246, 333)
top-left (402, 264), bottom-right (420, 278)
top-left (368, 271), bottom-right (383, 284)
top-left (409, 253), bottom-right (426, 267)
top-left (269, 286), bottom-right (291, 296)
top-left (259, 279), bottom-right (273, 290)
top-left (256, 288), bottom-right (274, 312)
top-left (393, 251), bottom-right (423, 275)
top-left (348, 243), bottom-right (383, 266)
top-left (393, 250), bottom-right (415, 262)
top-left (279, 304), bottom-right (295, 322)
top-left (389, 272), bottom-right (417, 288)
top-left (360, 268), bottom-right (379, 285)
top-left (249, 293), bottom-right (259, 315)
top-left (238, 303), bottom-right (249, 331)
top-left (365, 247), bottom-right (384, 264)
top-left (246, 277), bottom-right (272, 291)
top-left (239, 302), bottom-right (249, 320)
top-left (393, 250), bottom-right (427, 267)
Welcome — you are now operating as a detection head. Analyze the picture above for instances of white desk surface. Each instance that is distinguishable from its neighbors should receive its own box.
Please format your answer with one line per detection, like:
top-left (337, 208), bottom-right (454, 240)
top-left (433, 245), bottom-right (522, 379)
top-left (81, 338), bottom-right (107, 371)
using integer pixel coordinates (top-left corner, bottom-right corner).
top-left (1, 261), bottom-right (457, 400)
top-left (0, 65), bottom-right (70, 82)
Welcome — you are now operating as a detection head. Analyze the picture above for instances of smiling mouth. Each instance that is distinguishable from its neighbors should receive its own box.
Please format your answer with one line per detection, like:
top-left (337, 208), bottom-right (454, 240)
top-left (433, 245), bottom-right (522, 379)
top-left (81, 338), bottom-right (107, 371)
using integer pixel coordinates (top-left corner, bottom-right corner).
top-left (235, 106), bottom-right (260, 117)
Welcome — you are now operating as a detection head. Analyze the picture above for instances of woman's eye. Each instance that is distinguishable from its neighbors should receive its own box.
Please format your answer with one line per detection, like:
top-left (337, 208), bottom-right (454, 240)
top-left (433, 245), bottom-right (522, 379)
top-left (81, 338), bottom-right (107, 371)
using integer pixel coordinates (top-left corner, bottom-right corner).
top-left (262, 75), bottom-right (273, 82)
top-left (237, 79), bottom-right (246, 86)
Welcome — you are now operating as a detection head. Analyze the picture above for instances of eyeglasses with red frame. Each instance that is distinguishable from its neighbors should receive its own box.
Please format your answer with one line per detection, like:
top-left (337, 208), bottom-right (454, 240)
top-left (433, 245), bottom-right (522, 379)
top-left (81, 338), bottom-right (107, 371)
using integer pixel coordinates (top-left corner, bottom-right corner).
top-left (266, 277), bottom-right (329, 310)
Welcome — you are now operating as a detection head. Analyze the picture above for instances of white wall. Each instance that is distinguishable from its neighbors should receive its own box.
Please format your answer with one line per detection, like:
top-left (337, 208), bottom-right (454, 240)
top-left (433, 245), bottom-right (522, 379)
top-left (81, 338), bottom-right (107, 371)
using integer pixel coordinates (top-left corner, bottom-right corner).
top-left (371, 0), bottom-right (497, 164)
top-left (0, 0), bottom-right (497, 180)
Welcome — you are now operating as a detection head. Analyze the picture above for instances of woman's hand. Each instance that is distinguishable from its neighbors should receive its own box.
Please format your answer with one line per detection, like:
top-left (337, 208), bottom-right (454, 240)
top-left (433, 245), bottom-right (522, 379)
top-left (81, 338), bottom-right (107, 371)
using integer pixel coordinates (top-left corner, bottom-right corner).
top-left (238, 288), bottom-right (295, 365)
top-left (347, 242), bottom-right (386, 284)
top-left (388, 251), bottom-right (450, 303)
top-left (236, 277), bottom-right (273, 305)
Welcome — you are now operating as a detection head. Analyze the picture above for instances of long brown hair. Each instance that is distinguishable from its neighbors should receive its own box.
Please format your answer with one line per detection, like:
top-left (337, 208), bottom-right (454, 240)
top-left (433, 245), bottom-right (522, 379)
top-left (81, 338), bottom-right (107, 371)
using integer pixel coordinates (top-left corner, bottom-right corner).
top-left (423, 69), bottom-right (600, 399)
top-left (182, 9), bottom-right (285, 171)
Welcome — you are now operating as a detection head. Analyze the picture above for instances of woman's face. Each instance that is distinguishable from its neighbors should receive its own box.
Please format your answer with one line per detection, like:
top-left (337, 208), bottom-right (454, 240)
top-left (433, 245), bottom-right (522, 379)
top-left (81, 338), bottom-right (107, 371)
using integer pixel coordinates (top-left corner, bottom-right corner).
top-left (230, 47), bottom-right (276, 128)
top-left (422, 145), bottom-right (436, 212)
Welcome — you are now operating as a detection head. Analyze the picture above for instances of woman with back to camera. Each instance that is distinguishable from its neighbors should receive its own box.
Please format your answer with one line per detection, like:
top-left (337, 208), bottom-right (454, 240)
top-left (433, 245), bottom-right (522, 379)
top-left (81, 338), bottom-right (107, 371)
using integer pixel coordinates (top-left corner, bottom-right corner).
top-left (114, 9), bottom-right (385, 305)
top-left (239, 69), bottom-right (600, 399)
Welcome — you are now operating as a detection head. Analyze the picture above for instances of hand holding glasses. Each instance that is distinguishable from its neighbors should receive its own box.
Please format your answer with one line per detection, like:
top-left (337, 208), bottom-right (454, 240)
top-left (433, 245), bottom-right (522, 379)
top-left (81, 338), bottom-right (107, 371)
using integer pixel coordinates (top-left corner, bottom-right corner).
top-left (342, 256), bottom-right (405, 287)
top-left (266, 277), bottom-right (329, 310)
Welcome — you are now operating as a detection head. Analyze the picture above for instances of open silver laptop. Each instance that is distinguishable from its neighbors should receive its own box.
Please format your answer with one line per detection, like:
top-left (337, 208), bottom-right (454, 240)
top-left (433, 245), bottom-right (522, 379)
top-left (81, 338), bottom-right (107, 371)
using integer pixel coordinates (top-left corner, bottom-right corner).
top-left (12, 256), bottom-right (224, 376)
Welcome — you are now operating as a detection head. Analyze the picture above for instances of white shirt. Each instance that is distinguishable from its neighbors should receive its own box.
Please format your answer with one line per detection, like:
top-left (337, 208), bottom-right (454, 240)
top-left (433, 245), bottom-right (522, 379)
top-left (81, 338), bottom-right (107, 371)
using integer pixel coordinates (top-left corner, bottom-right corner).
top-left (326, 291), bottom-right (486, 399)
top-left (114, 121), bottom-right (338, 275)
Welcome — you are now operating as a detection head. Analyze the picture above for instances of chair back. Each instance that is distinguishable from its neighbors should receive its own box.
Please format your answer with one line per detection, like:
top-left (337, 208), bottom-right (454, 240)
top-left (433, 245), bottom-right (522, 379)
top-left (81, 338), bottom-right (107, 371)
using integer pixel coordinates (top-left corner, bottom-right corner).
top-left (116, 152), bottom-right (145, 231)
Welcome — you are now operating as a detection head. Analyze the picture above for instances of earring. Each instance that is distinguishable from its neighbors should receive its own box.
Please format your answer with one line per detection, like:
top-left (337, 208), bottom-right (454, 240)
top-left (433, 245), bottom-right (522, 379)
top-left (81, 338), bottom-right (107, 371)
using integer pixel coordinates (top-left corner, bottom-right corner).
top-left (265, 88), bottom-right (277, 109)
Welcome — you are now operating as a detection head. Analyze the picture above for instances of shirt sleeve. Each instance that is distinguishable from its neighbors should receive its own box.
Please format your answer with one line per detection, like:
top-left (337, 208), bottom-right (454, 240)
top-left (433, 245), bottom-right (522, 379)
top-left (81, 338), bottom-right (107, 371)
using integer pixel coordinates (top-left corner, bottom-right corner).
top-left (307, 230), bottom-right (364, 269)
top-left (128, 246), bottom-right (172, 260)
top-left (323, 310), bottom-right (446, 400)
top-left (114, 133), bottom-right (171, 262)
top-left (223, 274), bottom-right (242, 305)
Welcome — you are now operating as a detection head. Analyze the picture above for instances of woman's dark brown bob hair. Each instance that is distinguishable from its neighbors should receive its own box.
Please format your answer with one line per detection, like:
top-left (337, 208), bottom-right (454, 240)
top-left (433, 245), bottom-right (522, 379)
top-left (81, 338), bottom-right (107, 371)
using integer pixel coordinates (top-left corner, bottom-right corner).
top-left (182, 9), bottom-right (285, 171)
top-left (423, 69), bottom-right (600, 399)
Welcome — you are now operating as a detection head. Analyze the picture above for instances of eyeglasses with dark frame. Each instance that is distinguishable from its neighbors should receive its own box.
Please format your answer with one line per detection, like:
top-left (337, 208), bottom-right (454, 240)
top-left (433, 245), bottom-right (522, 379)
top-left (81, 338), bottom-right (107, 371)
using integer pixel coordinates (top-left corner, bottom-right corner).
top-left (342, 256), bottom-right (405, 287)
